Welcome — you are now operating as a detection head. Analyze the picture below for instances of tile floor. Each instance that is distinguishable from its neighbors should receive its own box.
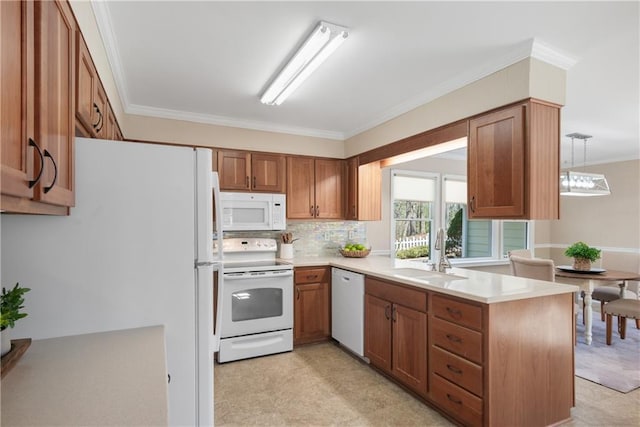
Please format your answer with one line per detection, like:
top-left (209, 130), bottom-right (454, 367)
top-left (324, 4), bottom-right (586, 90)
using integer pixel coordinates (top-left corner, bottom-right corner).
top-left (214, 342), bottom-right (640, 426)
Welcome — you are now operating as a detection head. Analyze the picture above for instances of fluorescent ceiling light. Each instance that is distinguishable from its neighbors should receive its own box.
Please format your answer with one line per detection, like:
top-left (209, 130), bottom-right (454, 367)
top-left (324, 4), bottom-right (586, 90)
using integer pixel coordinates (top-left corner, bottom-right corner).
top-left (260, 21), bottom-right (349, 106)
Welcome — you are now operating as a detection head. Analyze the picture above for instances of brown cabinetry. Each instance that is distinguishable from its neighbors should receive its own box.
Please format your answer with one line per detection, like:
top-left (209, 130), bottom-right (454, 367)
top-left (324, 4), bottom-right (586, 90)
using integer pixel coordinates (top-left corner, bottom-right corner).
top-left (345, 157), bottom-right (381, 221)
top-left (75, 31), bottom-right (122, 140)
top-left (467, 99), bottom-right (560, 220)
top-left (286, 157), bottom-right (344, 219)
top-left (217, 150), bottom-right (285, 192)
top-left (364, 277), bottom-right (427, 397)
top-left (293, 267), bottom-right (331, 345)
top-left (1, 0), bottom-right (76, 214)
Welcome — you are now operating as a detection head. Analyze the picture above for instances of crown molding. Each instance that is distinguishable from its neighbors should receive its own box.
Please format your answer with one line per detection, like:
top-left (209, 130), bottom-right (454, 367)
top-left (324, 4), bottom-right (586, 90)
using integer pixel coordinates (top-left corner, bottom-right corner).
top-left (126, 104), bottom-right (345, 141)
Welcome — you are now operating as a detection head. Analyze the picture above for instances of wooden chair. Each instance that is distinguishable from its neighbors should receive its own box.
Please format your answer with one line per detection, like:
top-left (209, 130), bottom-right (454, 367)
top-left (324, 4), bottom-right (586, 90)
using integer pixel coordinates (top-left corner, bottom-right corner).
top-left (603, 299), bottom-right (640, 345)
top-left (510, 255), bottom-right (578, 345)
top-left (583, 286), bottom-right (636, 323)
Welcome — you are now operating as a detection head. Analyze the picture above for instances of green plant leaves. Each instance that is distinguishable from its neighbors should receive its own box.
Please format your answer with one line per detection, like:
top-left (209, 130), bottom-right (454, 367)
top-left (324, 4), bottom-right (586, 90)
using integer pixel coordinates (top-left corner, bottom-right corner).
top-left (0, 283), bottom-right (31, 331)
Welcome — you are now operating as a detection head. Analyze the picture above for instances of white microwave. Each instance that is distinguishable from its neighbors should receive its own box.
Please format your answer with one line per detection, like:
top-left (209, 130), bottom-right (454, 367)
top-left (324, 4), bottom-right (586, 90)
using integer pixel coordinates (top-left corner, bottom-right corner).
top-left (219, 192), bottom-right (286, 231)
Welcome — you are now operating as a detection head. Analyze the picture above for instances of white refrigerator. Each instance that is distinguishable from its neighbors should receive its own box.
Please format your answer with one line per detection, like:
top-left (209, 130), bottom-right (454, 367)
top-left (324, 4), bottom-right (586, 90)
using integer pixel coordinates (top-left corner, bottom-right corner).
top-left (0, 137), bottom-right (222, 426)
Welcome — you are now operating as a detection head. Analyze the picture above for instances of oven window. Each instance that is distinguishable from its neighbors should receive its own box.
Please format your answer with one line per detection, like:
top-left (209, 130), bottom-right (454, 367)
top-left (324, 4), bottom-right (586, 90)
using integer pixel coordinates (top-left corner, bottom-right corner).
top-left (232, 288), bottom-right (283, 321)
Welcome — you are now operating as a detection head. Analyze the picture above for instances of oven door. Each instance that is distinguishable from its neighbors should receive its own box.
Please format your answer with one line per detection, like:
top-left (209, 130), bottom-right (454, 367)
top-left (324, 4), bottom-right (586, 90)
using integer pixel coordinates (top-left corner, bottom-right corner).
top-left (221, 270), bottom-right (293, 338)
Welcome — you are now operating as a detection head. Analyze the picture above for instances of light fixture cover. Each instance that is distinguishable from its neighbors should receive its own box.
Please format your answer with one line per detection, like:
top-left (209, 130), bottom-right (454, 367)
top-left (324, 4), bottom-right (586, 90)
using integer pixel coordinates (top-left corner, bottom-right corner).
top-left (260, 21), bottom-right (349, 106)
top-left (560, 171), bottom-right (611, 196)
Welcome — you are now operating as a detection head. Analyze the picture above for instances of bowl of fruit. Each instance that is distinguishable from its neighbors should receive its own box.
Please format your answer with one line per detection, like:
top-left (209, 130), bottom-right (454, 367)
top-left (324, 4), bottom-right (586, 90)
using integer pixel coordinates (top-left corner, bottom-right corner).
top-left (339, 242), bottom-right (371, 258)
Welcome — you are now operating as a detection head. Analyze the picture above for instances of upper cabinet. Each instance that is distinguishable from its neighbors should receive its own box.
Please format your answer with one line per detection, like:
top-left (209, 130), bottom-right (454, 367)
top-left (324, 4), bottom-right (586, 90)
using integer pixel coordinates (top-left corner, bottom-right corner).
top-left (75, 30), bottom-right (122, 140)
top-left (1, 0), bottom-right (76, 214)
top-left (287, 157), bottom-right (344, 220)
top-left (217, 150), bottom-right (285, 192)
top-left (467, 99), bottom-right (560, 220)
top-left (346, 157), bottom-right (382, 221)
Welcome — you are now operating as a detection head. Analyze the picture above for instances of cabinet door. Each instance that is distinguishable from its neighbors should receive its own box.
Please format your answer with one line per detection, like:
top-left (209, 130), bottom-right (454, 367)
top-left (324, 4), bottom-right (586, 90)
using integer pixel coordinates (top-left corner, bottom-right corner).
top-left (104, 104), bottom-right (117, 140)
top-left (294, 282), bottom-right (330, 345)
top-left (286, 156), bottom-right (315, 219)
top-left (364, 294), bottom-right (392, 372)
top-left (1, 0), bottom-right (35, 199)
top-left (251, 153), bottom-right (285, 193)
top-left (33, 0), bottom-right (75, 207)
top-left (314, 158), bottom-right (344, 219)
top-left (75, 32), bottom-right (97, 137)
top-left (218, 150), bottom-right (250, 190)
top-left (392, 304), bottom-right (428, 397)
top-left (468, 104), bottom-right (525, 218)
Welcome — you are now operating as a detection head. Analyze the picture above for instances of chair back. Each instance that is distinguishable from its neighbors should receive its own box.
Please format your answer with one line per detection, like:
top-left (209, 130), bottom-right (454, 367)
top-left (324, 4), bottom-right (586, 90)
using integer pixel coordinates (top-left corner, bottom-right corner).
top-left (508, 249), bottom-right (532, 258)
top-left (510, 255), bottom-right (555, 282)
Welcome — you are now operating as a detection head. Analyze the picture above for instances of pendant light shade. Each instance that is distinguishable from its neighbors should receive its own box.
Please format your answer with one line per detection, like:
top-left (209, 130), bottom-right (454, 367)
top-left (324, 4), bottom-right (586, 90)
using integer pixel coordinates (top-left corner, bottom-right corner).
top-left (560, 133), bottom-right (611, 197)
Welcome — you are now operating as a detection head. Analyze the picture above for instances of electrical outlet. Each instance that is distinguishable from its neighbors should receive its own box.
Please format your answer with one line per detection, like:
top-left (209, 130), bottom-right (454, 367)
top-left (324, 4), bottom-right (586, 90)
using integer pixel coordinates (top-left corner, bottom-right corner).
top-left (324, 232), bottom-right (331, 241)
top-left (348, 230), bottom-right (355, 240)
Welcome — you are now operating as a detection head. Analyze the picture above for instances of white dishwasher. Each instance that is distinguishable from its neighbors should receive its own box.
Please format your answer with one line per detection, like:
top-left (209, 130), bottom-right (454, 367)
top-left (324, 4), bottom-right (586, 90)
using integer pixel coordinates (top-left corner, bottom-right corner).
top-left (331, 267), bottom-right (364, 357)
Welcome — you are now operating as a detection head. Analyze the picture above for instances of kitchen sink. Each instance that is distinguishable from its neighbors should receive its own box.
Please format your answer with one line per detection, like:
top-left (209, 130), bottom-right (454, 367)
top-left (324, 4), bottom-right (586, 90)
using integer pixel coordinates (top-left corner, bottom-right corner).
top-left (390, 268), bottom-right (465, 285)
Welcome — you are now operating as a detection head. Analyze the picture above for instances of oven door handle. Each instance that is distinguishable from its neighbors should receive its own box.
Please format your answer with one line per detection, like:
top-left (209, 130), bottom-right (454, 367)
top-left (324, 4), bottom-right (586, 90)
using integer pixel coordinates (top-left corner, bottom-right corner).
top-left (223, 270), bottom-right (293, 280)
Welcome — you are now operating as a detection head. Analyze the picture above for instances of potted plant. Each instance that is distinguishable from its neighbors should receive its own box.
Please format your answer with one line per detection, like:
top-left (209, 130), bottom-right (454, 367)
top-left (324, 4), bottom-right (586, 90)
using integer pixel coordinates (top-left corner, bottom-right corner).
top-left (564, 241), bottom-right (601, 271)
top-left (1, 283), bottom-right (31, 357)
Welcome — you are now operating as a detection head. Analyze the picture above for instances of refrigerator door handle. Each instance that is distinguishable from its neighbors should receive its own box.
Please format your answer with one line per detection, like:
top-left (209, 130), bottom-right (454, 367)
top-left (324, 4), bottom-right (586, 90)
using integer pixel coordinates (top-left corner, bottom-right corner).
top-left (195, 261), bottom-right (217, 267)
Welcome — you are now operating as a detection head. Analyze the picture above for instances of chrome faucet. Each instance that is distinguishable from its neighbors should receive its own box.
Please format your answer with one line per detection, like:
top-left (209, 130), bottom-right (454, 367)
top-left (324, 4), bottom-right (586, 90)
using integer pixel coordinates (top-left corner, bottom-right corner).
top-left (434, 228), bottom-right (451, 273)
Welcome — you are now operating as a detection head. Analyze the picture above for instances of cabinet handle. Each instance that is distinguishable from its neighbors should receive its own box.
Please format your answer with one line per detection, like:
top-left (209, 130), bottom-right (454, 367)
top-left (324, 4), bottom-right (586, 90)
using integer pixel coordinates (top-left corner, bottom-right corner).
top-left (253, 176), bottom-right (256, 188)
top-left (245, 176), bottom-right (250, 188)
top-left (470, 196), bottom-right (475, 213)
top-left (296, 288), bottom-right (300, 300)
top-left (384, 305), bottom-right (390, 320)
top-left (92, 103), bottom-right (101, 127)
top-left (96, 110), bottom-right (104, 132)
top-left (392, 306), bottom-right (397, 322)
top-left (310, 206), bottom-right (314, 217)
top-left (446, 307), bottom-right (462, 320)
top-left (43, 150), bottom-right (57, 194)
top-left (446, 364), bottom-right (463, 375)
top-left (28, 138), bottom-right (44, 189)
top-left (446, 393), bottom-right (462, 405)
top-left (445, 334), bottom-right (462, 344)
top-left (315, 205), bottom-right (319, 216)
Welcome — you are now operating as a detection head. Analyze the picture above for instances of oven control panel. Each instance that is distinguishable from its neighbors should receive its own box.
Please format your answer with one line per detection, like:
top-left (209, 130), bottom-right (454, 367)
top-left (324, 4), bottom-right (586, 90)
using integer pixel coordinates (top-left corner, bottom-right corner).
top-left (220, 238), bottom-right (278, 253)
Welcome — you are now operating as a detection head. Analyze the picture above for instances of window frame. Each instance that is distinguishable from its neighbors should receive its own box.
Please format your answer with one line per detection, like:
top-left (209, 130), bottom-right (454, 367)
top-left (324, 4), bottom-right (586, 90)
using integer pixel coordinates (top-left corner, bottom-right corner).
top-left (390, 171), bottom-right (532, 266)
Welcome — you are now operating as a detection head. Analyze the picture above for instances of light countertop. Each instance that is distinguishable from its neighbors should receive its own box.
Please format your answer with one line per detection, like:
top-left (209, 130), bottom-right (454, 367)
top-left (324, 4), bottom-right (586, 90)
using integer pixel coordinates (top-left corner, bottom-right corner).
top-left (1, 326), bottom-right (168, 426)
top-left (283, 255), bottom-right (579, 304)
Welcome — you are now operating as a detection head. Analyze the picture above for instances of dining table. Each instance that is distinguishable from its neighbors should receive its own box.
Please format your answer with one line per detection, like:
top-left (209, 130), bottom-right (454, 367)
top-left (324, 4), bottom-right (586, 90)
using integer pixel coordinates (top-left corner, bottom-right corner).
top-left (555, 267), bottom-right (640, 345)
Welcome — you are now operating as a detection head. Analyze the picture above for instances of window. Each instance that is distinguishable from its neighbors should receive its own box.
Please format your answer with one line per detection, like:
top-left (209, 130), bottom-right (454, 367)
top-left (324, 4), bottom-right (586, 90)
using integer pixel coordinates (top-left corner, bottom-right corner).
top-left (391, 171), bottom-right (530, 263)
top-left (391, 172), bottom-right (436, 260)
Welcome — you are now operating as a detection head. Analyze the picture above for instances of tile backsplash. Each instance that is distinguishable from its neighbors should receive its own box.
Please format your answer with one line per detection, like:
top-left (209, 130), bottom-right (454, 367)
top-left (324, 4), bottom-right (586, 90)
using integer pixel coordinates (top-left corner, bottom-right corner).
top-left (223, 221), bottom-right (366, 257)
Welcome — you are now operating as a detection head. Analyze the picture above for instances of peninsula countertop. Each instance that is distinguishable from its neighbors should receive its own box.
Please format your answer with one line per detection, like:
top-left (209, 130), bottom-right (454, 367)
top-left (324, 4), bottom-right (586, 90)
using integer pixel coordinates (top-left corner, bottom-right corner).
top-left (1, 326), bottom-right (168, 426)
top-left (282, 255), bottom-right (579, 303)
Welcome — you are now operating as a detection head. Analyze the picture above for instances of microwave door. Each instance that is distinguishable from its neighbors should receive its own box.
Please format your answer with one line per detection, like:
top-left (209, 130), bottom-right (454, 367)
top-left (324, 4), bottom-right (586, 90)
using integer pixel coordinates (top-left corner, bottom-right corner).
top-left (222, 201), bottom-right (271, 231)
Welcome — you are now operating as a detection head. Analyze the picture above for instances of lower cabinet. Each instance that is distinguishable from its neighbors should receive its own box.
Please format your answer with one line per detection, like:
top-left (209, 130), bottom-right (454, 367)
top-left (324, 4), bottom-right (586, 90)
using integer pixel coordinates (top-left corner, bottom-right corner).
top-left (293, 267), bottom-right (330, 345)
top-left (364, 277), bottom-right (428, 397)
top-left (363, 276), bottom-right (575, 427)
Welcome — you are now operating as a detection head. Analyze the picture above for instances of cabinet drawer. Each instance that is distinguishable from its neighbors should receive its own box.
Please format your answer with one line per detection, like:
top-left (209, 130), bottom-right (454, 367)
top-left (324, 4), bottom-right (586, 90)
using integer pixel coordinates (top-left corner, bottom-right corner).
top-left (365, 277), bottom-right (427, 312)
top-left (431, 374), bottom-right (483, 427)
top-left (432, 294), bottom-right (482, 331)
top-left (431, 317), bottom-right (483, 364)
top-left (431, 345), bottom-right (483, 397)
top-left (295, 268), bottom-right (329, 284)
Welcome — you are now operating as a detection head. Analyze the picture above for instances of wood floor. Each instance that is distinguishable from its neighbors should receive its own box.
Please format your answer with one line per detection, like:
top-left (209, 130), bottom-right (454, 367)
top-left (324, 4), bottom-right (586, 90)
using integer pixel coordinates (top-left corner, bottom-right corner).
top-left (214, 342), bottom-right (640, 426)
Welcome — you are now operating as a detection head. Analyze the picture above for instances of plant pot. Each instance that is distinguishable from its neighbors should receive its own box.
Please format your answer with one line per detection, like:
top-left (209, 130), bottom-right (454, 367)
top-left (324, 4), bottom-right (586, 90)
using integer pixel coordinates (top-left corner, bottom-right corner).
top-left (1, 328), bottom-right (11, 357)
top-left (573, 257), bottom-right (592, 271)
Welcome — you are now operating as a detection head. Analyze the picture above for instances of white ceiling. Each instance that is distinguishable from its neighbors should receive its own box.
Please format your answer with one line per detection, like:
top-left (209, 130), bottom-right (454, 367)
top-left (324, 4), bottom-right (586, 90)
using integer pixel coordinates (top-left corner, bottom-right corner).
top-left (93, 1), bottom-right (639, 165)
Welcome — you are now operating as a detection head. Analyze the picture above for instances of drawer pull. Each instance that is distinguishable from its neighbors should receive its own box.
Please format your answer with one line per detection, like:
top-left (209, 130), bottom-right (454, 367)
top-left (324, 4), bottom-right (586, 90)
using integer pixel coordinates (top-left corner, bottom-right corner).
top-left (446, 364), bottom-right (463, 374)
top-left (446, 307), bottom-right (462, 319)
top-left (446, 334), bottom-right (462, 343)
top-left (306, 275), bottom-right (318, 280)
top-left (446, 393), bottom-right (463, 405)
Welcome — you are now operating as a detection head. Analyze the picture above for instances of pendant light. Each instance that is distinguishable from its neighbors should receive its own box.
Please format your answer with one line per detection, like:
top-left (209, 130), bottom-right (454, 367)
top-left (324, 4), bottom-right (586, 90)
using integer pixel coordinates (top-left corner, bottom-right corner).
top-left (560, 133), bottom-right (611, 196)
